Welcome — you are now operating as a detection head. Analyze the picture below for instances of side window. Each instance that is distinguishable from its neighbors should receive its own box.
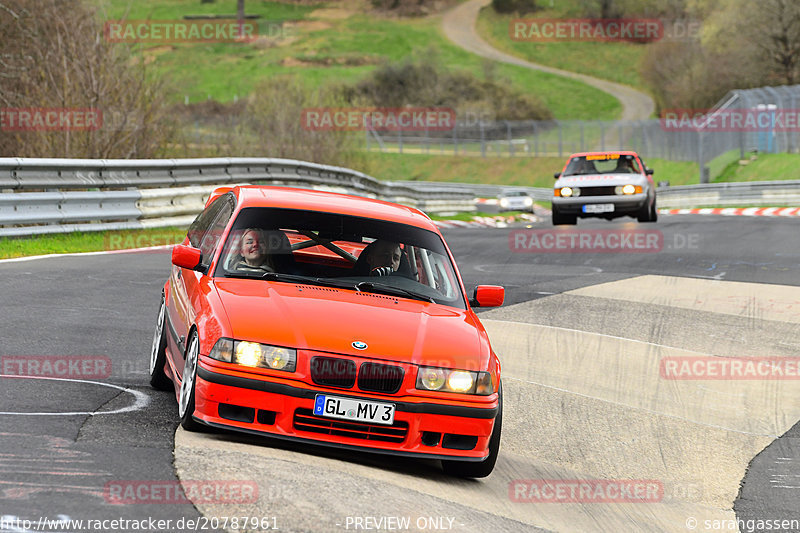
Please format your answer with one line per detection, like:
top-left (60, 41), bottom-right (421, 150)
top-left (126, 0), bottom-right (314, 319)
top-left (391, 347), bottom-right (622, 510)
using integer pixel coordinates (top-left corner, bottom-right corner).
top-left (199, 199), bottom-right (235, 270)
top-left (188, 195), bottom-right (229, 248)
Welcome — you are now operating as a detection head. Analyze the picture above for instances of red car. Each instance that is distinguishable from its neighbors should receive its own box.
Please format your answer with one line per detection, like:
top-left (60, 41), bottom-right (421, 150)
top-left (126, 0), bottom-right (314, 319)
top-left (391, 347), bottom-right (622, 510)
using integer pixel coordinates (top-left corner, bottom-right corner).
top-left (148, 186), bottom-right (505, 477)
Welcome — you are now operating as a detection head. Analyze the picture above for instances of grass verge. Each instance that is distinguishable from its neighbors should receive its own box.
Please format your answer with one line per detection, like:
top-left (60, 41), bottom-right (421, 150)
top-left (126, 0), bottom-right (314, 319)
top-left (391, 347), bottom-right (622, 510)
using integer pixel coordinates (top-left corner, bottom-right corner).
top-left (0, 228), bottom-right (187, 259)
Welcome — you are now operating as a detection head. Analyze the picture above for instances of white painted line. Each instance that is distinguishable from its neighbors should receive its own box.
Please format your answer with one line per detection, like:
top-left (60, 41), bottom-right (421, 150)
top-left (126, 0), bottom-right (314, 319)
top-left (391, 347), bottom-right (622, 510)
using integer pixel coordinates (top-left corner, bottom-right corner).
top-left (0, 375), bottom-right (150, 416)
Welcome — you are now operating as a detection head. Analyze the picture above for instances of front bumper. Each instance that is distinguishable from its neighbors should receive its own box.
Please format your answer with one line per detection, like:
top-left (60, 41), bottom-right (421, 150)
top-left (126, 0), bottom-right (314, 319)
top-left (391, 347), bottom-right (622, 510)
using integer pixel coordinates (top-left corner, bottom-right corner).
top-left (553, 193), bottom-right (647, 216)
top-left (192, 360), bottom-right (499, 462)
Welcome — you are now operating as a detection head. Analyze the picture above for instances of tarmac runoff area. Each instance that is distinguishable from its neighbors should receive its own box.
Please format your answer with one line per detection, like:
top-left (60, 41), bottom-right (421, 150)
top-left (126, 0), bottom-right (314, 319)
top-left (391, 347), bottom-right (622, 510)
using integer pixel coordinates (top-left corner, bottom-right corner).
top-left (174, 275), bottom-right (800, 532)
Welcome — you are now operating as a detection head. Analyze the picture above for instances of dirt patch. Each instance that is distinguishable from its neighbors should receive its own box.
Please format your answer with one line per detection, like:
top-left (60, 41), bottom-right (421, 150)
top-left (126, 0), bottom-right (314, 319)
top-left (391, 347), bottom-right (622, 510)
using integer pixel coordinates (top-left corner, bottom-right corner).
top-left (282, 54), bottom-right (381, 67)
top-left (284, 19), bottom-right (333, 33)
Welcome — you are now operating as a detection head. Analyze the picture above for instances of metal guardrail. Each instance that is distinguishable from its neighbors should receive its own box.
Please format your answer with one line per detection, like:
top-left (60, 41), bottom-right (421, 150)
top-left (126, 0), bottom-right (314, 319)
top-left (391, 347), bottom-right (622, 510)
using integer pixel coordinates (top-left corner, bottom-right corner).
top-left (0, 158), bottom-right (477, 237)
top-left (393, 179), bottom-right (800, 209)
top-left (2, 157), bottom-right (799, 237)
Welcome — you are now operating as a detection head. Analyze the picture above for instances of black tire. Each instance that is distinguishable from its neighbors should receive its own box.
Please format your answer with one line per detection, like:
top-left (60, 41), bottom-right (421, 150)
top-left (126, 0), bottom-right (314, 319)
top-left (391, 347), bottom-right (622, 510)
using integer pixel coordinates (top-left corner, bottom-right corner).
top-left (149, 294), bottom-right (172, 391)
top-left (552, 209), bottom-right (577, 226)
top-left (636, 200), bottom-right (652, 223)
top-left (441, 382), bottom-right (502, 478)
top-left (649, 199), bottom-right (658, 222)
top-left (178, 331), bottom-right (204, 431)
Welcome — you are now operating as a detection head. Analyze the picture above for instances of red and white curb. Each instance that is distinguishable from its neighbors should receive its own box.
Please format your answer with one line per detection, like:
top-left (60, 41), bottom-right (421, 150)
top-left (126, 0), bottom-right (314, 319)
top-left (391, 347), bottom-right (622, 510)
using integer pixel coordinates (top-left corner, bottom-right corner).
top-left (661, 207), bottom-right (800, 217)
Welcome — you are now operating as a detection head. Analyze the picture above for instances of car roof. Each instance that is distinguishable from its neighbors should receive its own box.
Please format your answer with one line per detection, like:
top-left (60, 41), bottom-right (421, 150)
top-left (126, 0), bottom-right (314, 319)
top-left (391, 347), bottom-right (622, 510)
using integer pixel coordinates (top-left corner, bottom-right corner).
top-left (228, 185), bottom-right (438, 231)
top-left (567, 151), bottom-right (641, 158)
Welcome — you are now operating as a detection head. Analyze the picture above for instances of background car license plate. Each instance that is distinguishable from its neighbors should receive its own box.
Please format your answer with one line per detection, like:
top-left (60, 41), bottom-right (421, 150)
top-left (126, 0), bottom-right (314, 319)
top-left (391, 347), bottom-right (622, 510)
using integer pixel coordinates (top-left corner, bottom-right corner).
top-left (314, 394), bottom-right (395, 425)
top-left (583, 203), bottom-right (615, 213)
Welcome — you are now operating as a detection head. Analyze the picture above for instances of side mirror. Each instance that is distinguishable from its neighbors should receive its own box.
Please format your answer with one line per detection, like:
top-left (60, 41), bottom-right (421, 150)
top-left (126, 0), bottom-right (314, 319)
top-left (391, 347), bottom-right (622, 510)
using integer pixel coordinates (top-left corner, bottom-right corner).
top-left (645, 168), bottom-right (654, 175)
top-left (554, 172), bottom-right (561, 179)
top-left (470, 285), bottom-right (504, 308)
top-left (172, 244), bottom-right (203, 271)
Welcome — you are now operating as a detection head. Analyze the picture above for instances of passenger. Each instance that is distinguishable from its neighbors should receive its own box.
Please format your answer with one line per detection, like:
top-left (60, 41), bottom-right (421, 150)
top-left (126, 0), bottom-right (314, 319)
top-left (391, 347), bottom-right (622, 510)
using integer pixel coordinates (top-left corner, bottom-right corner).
top-left (233, 228), bottom-right (275, 272)
top-left (362, 240), bottom-right (402, 276)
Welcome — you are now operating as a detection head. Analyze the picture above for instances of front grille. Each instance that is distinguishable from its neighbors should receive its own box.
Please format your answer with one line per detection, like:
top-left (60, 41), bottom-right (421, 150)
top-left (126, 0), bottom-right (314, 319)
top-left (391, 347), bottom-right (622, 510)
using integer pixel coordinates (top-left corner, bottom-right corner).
top-left (293, 408), bottom-right (408, 443)
top-left (310, 356), bottom-right (357, 388)
top-left (579, 186), bottom-right (616, 197)
top-left (358, 362), bottom-right (404, 393)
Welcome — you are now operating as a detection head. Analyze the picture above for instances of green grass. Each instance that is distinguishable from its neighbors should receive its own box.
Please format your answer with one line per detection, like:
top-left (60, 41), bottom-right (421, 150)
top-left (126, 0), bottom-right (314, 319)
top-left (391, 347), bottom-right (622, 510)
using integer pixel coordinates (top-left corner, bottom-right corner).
top-left (93, 0), bottom-right (621, 119)
top-left (476, 4), bottom-right (649, 92)
top-left (360, 151), bottom-right (700, 187)
top-left (0, 228), bottom-right (188, 259)
top-left (714, 153), bottom-right (800, 182)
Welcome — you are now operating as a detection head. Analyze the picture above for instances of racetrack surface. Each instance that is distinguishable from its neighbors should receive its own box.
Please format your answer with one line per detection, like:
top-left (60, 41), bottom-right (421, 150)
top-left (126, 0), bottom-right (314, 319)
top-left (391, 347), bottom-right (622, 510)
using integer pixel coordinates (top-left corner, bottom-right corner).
top-left (1, 214), bottom-right (798, 532)
top-left (441, 0), bottom-right (656, 121)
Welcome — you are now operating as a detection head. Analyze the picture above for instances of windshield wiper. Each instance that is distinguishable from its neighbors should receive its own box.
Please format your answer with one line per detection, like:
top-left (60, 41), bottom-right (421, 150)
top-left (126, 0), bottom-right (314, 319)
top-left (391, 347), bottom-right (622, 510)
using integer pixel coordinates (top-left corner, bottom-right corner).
top-left (261, 272), bottom-right (359, 290)
top-left (355, 281), bottom-right (435, 303)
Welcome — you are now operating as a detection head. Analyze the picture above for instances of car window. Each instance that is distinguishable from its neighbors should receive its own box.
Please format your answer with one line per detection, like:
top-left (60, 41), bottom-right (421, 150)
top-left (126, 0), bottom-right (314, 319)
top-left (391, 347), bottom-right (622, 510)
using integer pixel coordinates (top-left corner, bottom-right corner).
top-left (563, 154), bottom-right (640, 176)
top-left (213, 207), bottom-right (466, 309)
top-left (198, 197), bottom-right (235, 271)
top-left (187, 194), bottom-right (231, 249)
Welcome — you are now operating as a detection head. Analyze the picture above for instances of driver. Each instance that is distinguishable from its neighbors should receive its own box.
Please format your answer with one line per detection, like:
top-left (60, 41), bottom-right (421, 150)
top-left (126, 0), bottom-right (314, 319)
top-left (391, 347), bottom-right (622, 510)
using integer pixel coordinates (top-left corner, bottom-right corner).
top-left (364, 240), bottom-right (401, 276)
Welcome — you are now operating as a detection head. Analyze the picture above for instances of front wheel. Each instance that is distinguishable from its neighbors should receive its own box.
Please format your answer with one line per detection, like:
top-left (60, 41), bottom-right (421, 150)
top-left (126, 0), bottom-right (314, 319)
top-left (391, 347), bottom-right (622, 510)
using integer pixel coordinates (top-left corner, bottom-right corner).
top-left (149, 294), bottom-right (171, 391)
top-left (441, 382), bottom-right (502, 478)
top-left (178, 331), bottom-right (203, 431)
top-left (552, 209), bottom-right (576, 226)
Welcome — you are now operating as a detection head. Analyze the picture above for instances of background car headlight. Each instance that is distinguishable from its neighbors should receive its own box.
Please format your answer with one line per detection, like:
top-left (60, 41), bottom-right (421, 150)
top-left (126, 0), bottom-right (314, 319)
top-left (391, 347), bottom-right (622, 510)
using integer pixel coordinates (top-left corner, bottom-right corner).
top-left (499, 198), bottom-right (510, 208)
top-left (416, 367), bottom-right (494, 395)
top-left (209, 338), bottom-right (296, 372)
top-left (557, 186), bottom-right (579, 197)
top-left (615, 184), bottom-right (642, 195)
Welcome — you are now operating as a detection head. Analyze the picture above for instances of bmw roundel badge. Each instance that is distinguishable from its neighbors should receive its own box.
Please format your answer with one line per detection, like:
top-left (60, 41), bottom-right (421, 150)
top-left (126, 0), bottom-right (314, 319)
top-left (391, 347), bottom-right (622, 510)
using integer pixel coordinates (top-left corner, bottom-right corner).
top-left (352, 341), bottom-right (368, 350)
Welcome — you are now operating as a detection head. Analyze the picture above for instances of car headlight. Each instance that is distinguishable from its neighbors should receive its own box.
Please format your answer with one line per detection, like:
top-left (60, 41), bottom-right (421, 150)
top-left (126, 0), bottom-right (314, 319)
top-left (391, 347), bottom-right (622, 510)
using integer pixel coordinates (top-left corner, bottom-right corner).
top-left (615, 184), bottom-right (642, 195)
top-left (416, 367), bottom-right (494, 395)
top-left (209, 338), bottom-right (296, 372)
top-left (499, 198), bottom-right (510, 208)
top-left (522, 197), bottom-right (533, 206)
top-left (556, 186), bottom-right (579, 197)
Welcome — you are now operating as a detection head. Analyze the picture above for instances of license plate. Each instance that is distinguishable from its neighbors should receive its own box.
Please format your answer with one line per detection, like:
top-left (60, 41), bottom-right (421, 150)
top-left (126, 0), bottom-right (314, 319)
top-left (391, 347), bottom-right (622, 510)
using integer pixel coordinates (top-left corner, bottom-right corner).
top-left (583, 203), bottom-right (615, 213)
top-left (313, 394), bottom-right (395, 425)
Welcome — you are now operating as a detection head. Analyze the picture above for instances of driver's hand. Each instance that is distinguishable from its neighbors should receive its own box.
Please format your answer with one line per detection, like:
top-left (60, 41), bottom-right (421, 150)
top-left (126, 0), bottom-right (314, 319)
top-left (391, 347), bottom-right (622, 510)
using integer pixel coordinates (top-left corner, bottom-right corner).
top-left (370, 266), bottom-right (393, 277)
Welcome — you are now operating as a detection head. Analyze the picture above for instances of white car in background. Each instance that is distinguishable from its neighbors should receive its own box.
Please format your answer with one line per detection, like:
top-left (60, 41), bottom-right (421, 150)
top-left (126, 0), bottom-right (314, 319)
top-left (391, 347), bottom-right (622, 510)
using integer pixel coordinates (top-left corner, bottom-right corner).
top-left (552, 151), bottom-right (657, 225)
top-left (497, 189), bottom-right (535, 213)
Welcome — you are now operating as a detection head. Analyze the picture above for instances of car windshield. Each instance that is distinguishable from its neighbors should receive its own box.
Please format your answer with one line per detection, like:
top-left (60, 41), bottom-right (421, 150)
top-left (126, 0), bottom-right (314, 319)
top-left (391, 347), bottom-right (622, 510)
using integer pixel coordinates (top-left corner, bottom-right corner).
top-left (502, 191), bottom-right (529, 197)
top-left (562, 154), bottom-right (641, 176)
top-left (214, 207), bottom-right (466, 309)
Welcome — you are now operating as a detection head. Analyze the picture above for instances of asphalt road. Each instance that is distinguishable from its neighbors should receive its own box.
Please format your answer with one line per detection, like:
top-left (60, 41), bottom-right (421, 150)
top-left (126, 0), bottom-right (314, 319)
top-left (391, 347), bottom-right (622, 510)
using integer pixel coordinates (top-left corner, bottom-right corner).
top-left (0, 214), bottom-right (797, 532)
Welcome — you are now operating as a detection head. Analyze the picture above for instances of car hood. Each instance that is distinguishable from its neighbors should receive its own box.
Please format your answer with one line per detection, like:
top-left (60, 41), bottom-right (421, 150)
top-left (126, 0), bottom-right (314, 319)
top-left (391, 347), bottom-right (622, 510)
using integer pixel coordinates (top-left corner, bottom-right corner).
top-left (213, 279), bottom-right (488, 370)
top-left (555, 173), bottom-right (648, 188)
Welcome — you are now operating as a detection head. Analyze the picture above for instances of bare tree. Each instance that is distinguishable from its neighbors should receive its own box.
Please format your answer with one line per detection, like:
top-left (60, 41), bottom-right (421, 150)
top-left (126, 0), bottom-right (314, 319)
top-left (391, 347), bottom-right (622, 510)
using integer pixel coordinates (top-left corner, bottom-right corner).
top-left (0, 0), bottom-right (175, 158)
